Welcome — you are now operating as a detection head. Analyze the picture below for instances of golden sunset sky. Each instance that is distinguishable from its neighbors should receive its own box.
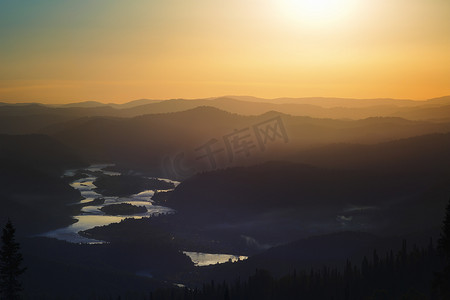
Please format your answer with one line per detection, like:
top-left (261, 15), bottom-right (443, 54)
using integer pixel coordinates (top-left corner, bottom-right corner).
top-left (0, 0), bottom-right (449, 103)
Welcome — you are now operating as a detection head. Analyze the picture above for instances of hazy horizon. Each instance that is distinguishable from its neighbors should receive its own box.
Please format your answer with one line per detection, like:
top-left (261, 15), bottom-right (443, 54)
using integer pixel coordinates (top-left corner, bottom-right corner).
top-left (1, 94), bottom-right (449, 105)
top-left (1, 0), bottom-right (449, 103)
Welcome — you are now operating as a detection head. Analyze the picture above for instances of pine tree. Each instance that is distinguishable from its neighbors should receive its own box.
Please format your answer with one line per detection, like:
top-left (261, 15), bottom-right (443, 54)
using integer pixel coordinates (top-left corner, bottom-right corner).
top-left (436, 197), bottom-right (450, 298)
top-left (0, 220), bottom-right (26, 300)
top-left (438, 197), bottom-right (450, 261)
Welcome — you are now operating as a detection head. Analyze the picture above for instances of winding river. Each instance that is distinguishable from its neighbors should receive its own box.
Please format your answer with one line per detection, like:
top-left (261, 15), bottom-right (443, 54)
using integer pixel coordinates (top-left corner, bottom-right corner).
top-left (41, 164), bottom-right (248, 265)
top-left (41, 164), bottom-right (177, 244)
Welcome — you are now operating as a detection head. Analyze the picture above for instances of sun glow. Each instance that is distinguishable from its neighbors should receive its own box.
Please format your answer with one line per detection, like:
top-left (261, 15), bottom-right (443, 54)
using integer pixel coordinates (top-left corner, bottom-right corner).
top-left (279, 0), bottom-right (358, 27)
top-left (1, 0), bottom-right (449, 102)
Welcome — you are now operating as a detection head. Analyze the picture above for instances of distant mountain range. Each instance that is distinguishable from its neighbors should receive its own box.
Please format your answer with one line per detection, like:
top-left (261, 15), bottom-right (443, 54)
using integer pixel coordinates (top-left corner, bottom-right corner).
top-left (1, 96), bottom-right (450, 134)
top-left (1, 96), bottom-right (449, 240)
top-left (9, 95), bottom-right (447, 108)
top-left (21, 106), bottom-right (446, 174)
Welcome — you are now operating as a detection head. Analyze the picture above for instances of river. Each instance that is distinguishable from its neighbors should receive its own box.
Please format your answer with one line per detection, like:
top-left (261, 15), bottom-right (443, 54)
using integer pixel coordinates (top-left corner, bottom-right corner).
top-left (40, 164), bottom-right (177, 244)
top-left (40, 164), bottom-right (248, 266)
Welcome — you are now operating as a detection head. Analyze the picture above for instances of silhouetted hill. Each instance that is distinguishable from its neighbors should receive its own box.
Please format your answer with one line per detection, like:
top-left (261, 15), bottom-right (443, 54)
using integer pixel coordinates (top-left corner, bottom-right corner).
top-left (1, 96), bottom-right (450, 135)
top-left (0, 134), bottom-right (84, 173)
top-left (0, 134), bottom-right (85, 233)
top-left (389, 104), bottom-right (450, 121)
top-left (56, 101), bottom-right (107, 108)
top-left (42, 107), bottom-right (450, 175)
top-left (167, 130), bottom-right (450, 244)
top-left (0, 159), bottom-right (81, 234)
top-left (110, 98), bottom-right (163, 108)
top-left (0, 103), bottom-right (118, 134)
top-left (162, 230), bottom-right (441, 299)
top-left (20, 237), bottom-right (187, 299)
top-left (170, 161), bottom-right (388, 212)
top-left (294, 132), bottom-right (450, 173)
top-left (193, 231), bottom-right (397, 282)
top-left (423, 95), bottom-right (450, 106)
top-left (107, 96), bottom-right (450, 120)
top-left (118, 97), bottom-right (275, 117)
top-left (228, 96), bottom-right (423, 107)
top-left (52, 99), bottom-right (163, 109)
top-left (0, 113), bottom-right (72, 134)
top-left (48, 107), bottom-right (257, 171)
top-left (0, 103), bottom-right (54, 116)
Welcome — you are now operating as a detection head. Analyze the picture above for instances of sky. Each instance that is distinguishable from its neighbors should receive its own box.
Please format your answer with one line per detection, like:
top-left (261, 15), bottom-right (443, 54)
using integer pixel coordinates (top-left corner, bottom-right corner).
top-left (0, 0), bottom-right (449, 103)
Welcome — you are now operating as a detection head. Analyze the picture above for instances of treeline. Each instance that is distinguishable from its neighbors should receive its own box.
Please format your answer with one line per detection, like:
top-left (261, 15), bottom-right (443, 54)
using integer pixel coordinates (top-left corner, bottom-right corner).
top-left (150, 239), bottom-right (442, 300)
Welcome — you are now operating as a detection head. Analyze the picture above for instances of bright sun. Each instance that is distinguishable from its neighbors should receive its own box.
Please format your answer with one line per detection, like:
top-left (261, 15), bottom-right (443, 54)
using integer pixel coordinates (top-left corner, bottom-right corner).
top-left (279, 0), bottom-right (357, 27)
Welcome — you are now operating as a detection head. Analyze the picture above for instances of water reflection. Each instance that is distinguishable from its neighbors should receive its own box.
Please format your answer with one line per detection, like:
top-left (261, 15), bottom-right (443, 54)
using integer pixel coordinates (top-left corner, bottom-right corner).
top-left (183, 251), bottom-right (248, 266)
top-left (41, 164), bottom-right (178, 244)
